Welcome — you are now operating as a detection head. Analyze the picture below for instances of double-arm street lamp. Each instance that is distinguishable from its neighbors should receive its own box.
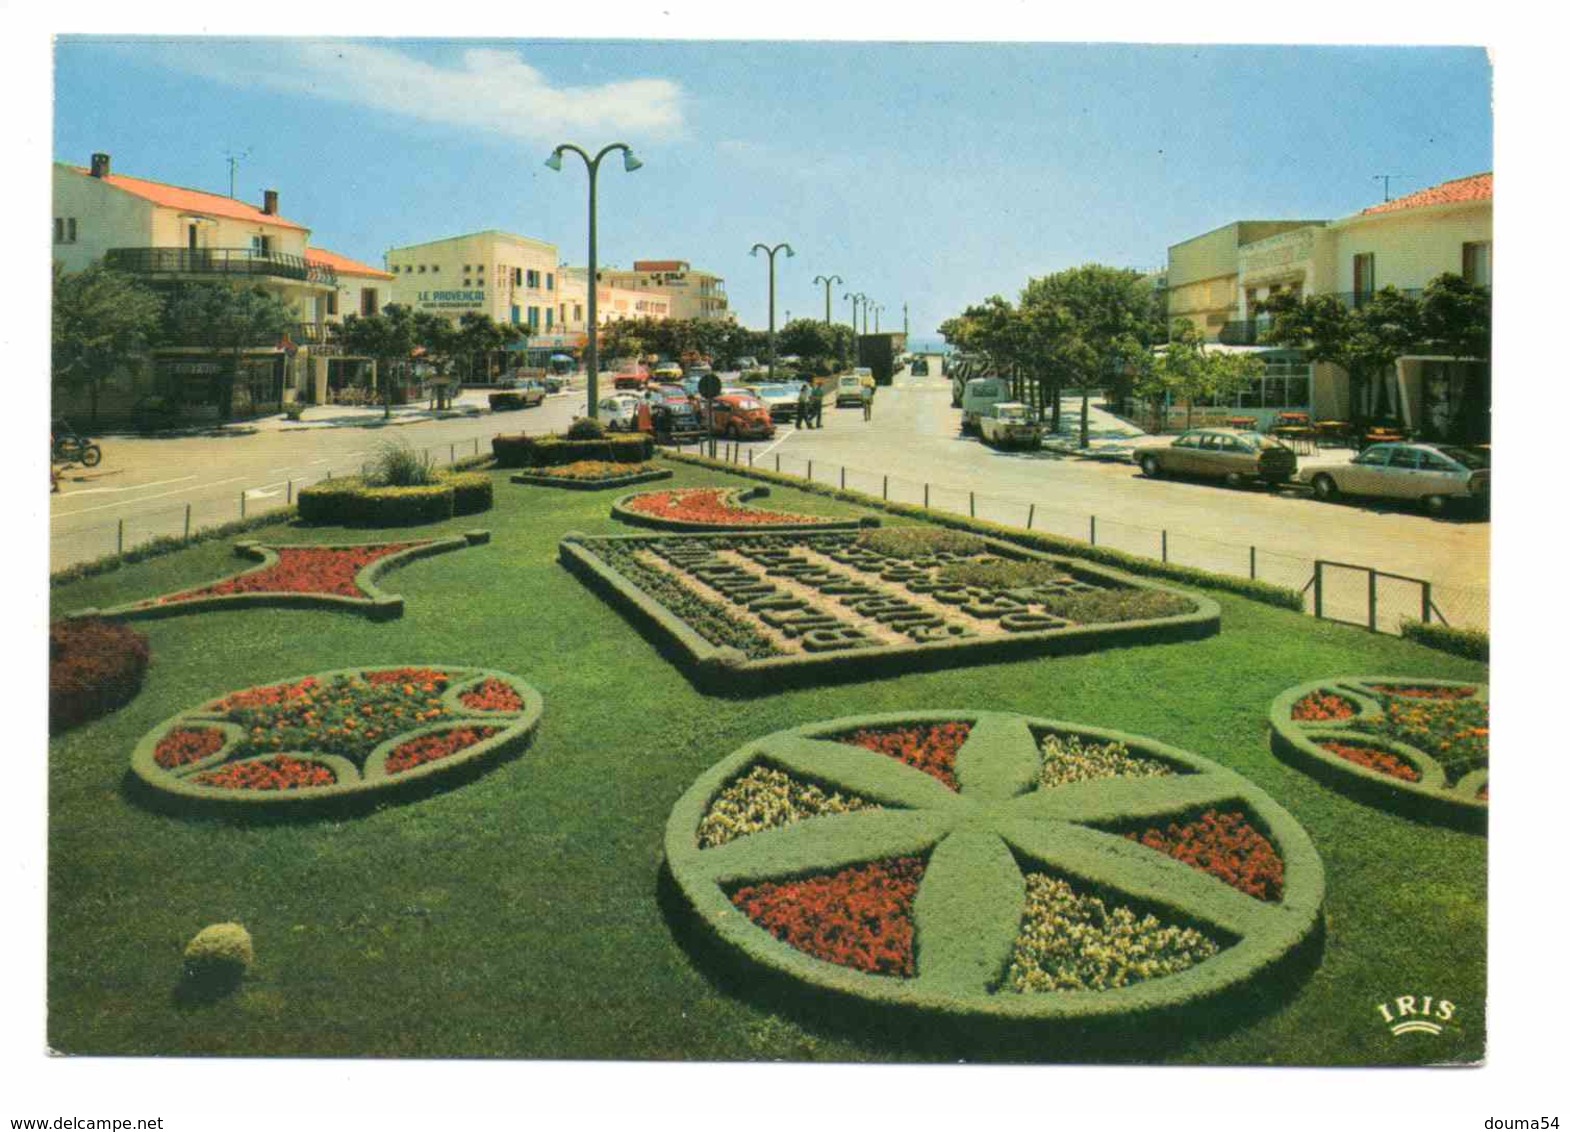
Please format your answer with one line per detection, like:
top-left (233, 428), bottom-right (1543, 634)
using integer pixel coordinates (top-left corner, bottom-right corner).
top-left (812, 274), bottom-right (843, 325)
top-left (751, 241), bottom-right (795, 381)
top-left (544, 141), bottom-right (643, 418)
top-left (871, 303), bottom-right (883, 333)
top-left (845, 292), bottom-right (867, 337)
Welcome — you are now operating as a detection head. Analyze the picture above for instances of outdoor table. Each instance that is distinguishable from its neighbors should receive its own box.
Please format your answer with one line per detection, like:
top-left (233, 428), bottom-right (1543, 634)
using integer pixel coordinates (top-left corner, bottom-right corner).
top-left (1225, 416), bottom-right (1255, 430)
top-left (1314, 420), bottom-right (1351, 447)
top-left (1360, 428), bottom-right (1406, 451)
top-left (1273, 426), bottom-right (1318, 456)
top-left (1273, 412), bottom-right (1310, 430)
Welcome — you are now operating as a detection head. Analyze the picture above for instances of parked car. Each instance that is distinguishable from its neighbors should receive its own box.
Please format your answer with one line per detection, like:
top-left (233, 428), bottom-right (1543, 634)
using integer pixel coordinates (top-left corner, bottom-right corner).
top-left (960, 375), bottom-right (1013, 434)
top-left (596, 394), bottom-right (644, 432)
top-left (750, 382), bottom-right (803, 421)
top-left (1135, 427), bottom-right (1297, 487)
top-left (1303, 442), bottom-right (1489, 514)
top-left (612, 371), bottom-right (650, 392)
top-left (651, 361), bottom-right (684, 382)
top-left (835, 370), bottom-right (872, 407)
top-left (978, 401), bottom-right (1042, 449)
top-left (710, 393), bottom-right (776, 439)
top-left (911, 357), bottom-right (930, 376)
top-left (648, 384), bottom-right (704, 435)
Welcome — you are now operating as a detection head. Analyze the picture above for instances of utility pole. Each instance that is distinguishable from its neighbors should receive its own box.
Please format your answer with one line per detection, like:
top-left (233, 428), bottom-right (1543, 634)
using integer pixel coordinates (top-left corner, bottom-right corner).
top-left (903, 302), bottom-right (909, 337)
top-left (1372, 173), bottom-right (1409, 202)
top-left (223, 148), bottom-right (250, 198)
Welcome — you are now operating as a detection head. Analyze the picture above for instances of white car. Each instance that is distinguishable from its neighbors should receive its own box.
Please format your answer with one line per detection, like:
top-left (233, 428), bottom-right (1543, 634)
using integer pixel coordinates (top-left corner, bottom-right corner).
top-left (596, 394), bottom-right (645, 432)
top-left (835, 371), bottom-right (871, 407)
top-left (978, 402), bottom-right (1042, 449)
top-left (1304, 442), bottom-right (1490, 515)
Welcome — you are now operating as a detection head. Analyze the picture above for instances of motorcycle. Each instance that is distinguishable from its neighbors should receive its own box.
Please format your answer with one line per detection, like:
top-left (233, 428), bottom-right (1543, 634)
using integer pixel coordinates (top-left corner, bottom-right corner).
top-left (51, 420), bottom-right (102, 467)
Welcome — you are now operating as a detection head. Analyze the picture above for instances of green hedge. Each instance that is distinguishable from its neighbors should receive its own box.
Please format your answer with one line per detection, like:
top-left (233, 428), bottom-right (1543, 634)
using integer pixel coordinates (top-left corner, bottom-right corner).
top-left (492, 433), bottom-right (653, 469)
top-left (1400, 620), bottom-right (1488, 661)
top-left (662, 453), bottom-right (1304, 612)
top-left (50, 509), bottom-right (299, 588)
top-left (297, 470), bottom-right (494, 526)
top-left (446, 472), bottom-right (494, 516)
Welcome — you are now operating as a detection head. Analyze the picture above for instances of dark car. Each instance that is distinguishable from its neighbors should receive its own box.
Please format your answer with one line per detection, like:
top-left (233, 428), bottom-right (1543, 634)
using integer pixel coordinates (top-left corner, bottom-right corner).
top-left (911, 357), bottom-right (930, 376)
top-left (1134, 427), bottom-right (1297, 487)
top-left (649, 384), bottom-right (704, 436)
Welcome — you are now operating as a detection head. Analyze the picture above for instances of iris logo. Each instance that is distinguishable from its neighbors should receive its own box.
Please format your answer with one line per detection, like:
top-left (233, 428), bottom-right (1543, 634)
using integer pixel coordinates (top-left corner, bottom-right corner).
top-left (1376, 994), bottom-right (1456, 1035)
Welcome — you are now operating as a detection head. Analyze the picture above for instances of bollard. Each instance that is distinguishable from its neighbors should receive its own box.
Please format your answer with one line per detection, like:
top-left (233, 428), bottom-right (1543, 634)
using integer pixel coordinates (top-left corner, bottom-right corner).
top-left (969, 491), bottom-right (975, 517)
top-left (450, 443), bottom-right (456, 464)
top-left (775, 454), bottom-right (781, 472)
top-left (924, 483), bottom-right (930, 508)
top-left (1367, 570), bottom-right (1378, 633)
top-left (808, 460), bottom-right (814, 481)
top-left (287, 479), bottom-right (293, 505)
top-left (326, 468), bottom-right (332, 480)
top-left (1161, 529), bottom-right (1168, 562)
top-left (882, 475), bottom-right (888, 500)
top-left (240, 491), bottom-right (247, 520)
top-left (1027, 503), bottom-right (1034, 530)
top-left (1250, 546), bottom-right (1257, 580)
top-left (840, 467), bottom-right (846, 490)
top-left (183, 503), bottom-right (191, 541)
top-left (749, 450), bottom-right (754, 467)
top-left (117, 518), bottom-right (124, 556)
top-left (474, 438), bottom-right (480, 455)
top-left (1090, 515), bottom-right (1096, 545)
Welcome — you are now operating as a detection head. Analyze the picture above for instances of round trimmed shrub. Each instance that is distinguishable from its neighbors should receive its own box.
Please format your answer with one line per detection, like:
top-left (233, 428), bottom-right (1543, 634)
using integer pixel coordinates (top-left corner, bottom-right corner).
top-left (566, 417), bottom-right (607, 440)
top-left (666, 710), bottom-right (1325, 1026)
top-left (49, 618), bottom-right (151, 732)
top-left (184, 922), bottom-right (254, 977)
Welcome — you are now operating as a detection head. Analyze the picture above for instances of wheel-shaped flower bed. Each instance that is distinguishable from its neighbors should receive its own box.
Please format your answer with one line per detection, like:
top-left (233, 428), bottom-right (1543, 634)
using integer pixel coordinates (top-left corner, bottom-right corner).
top-left (666, 711), bottom-right (1324, 1025)
top-left (69, 533), bottom-right (489, 622)
top-left (612, 485), bottom-right (877, 532)
top-left (1269, 677), bottom-right (1487, 831)
top-left (511, 460), bottom-right (673, 490)
top-left (131, 665), bottom-right (542, 814)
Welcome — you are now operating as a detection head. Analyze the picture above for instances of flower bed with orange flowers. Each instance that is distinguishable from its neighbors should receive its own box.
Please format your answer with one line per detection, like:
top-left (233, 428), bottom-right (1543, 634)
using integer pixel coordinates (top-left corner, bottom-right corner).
top-left (510, 460), bottom-right (671, 490)
top-left (1270, 677), bottom-right (1487, 830)
top-left (1126, 810), bottom-right (1286, 902)
top-left (130, 666), bottom-right (542, 811)
top-left (612, 485), bottom-right (874, 532)
top-left (66, 533), bottom-right (489, 623)
top-left (834, 722), bottom-right (971, 790)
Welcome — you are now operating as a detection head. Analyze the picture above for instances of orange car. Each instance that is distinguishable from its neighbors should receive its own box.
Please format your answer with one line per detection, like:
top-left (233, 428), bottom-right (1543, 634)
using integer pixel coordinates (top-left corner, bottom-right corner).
top-left (710, 392), bottom-right (776, 439)
top-left (612, 369), bottom-right (650, 392)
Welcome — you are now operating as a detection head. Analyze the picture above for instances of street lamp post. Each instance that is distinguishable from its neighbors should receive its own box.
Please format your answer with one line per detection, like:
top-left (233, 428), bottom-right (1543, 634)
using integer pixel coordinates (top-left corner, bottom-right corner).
top-left (846, 292), bottom-right (866, 337)
top-left (751, 241), bottom-right (795, 382)
top-left (872, 303), bottom-right (883, 333)
top-left (812, 274), bottom-right (843, 325)
top-left (544, 141), bottom-right (643, 419)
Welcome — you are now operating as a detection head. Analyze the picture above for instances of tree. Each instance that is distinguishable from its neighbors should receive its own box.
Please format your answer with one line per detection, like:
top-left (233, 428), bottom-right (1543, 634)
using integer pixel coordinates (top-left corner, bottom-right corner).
top-left (1418, 272), bottom-right (1490, 363)
top-left (779, 319), bottom-right (853, 369)
top-left (454, 313), bottom-right (514, 382)
top-left (160, 282), bottom-right (296, 420)
top-left (413, 312), bottom-right (461, 409)
top-left (338, 304), bottom-right (417, 419)
top-left (1261, 287), bottom-right (1420, 427)
top-left (51, 262), bottom-right (164, 425)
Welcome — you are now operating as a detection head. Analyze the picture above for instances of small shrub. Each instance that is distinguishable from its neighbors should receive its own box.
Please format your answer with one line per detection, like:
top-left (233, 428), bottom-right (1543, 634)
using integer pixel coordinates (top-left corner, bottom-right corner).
top-left (49, 619), bottom-right (151, 731)
top-left (566, 417), bottom-right (607, 440)
top-left (283, 402), bottom-right (305, 421)
top-left (1034, 586), bottom-right (1196, 624)
top-left (857, 526), bottom-right (988, 558)
top-left (937, 559), bottom-right (1074, 590)
top-left (491, 433), bottom-right (652, 468)
top-left (1400, 619), bottom-right (1488, 661)
top-left (367, 439), bottom-right (437, 487)
top-left (182, 922), bottom-right (253, 995)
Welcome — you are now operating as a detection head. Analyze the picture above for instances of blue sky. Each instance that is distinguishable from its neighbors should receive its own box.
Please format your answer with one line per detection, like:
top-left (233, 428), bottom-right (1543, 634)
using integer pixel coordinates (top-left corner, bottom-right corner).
top-left (52, 39), bottom-right (1491, 339)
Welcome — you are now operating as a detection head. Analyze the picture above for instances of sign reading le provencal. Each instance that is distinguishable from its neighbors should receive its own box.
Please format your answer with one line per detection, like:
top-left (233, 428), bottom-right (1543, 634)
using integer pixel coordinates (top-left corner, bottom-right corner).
top-left (417, 290), bottom-right (485, 310)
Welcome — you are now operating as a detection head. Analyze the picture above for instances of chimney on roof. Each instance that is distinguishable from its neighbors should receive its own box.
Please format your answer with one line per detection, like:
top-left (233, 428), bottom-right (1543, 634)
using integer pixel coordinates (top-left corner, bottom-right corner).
top-left (262, 190), bottom-right (279, 216)
top-left (90, 153), bottom-right (111, 178)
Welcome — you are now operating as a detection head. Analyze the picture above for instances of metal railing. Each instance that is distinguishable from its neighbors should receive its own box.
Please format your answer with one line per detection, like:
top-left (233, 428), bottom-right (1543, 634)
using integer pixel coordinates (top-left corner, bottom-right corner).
top-left (106, 247), bottom-right (337, 286)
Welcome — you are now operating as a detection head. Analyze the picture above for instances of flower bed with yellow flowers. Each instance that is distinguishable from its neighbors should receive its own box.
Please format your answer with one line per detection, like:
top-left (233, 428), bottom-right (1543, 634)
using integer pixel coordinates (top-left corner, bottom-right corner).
top-left (130, 665), bottom-right (542, 814)
top-left (1269, 677), bottom-right (1487, 831)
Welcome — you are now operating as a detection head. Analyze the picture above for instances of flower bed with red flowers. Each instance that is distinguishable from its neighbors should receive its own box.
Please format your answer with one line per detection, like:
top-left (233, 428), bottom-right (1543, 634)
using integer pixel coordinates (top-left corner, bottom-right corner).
top-left (385, 727), bottom-right (501, 775)
top-left (1367, 684), bottom-right (1477, 700)
top-left (1291, 691), bottom-right (1357, 722)
top-left (1319, 741), bottom-right (1420, 782)
top-left (49, 618), bottom-right (151, 732)
top-left (458, 678), bottom-right (525, 712)
top-left (835, 722), bottom-right (971, 790)
top-left (1126, 810), bottom-right (1286, 902)
top-left (193, 755), bottom-right (337, 791)
top-left (729, 857), bottom-right (925, 977)
top-left (164, 543), bottom-right (423, 602)
top-left (625, 488), bottom-right (820, 527)
top-left (153, 727), bottom-right (228, 769)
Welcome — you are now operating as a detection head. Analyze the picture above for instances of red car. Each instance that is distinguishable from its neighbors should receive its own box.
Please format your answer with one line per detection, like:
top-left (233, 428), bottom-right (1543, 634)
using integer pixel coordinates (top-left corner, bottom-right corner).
top-left (711, 392), bottom-right (776, 439)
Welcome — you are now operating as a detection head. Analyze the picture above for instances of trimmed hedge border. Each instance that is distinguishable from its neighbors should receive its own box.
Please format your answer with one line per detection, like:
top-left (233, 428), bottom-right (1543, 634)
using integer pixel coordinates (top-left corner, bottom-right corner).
top-left (297, 470), bottom-right (494, 526)
top-left (129, 665), bottom-right (542, 816)
top-left (610, 485), bottom-right (879, 533)
top-left (65, 532), bottom-right (489, 623)
top-left (1400, 620), bottom-right (1488, 662)
top-left (559, 528), bottom-right (1220, 694)
top-left (492, 432), bottom-right (653, 469)
top-left (661, 452), bottom-right (1304, 612)
top-left (510, 465), bottom-right (673, 491)
top-left (49, 619), bottom-right (151, 732)
top-left (665, 710), bottom-right (1325, 1024)
top-left (1268, 677), bottom-right (1488, 832)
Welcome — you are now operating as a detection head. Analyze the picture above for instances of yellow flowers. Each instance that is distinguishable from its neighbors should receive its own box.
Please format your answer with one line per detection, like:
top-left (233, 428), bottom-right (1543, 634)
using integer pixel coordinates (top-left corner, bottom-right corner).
top-left (697, 765), bottom-right (879, 849)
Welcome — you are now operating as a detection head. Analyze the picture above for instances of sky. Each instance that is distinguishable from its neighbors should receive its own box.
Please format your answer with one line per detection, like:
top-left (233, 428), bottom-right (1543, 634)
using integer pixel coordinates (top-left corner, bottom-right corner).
top-left (51, 38), bottom-right (1492, 341)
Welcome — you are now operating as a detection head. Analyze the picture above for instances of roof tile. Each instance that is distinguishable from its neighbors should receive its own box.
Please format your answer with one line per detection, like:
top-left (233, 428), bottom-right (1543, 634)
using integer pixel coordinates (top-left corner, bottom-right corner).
top-left (1361, 172), bottom-right (1492, 215)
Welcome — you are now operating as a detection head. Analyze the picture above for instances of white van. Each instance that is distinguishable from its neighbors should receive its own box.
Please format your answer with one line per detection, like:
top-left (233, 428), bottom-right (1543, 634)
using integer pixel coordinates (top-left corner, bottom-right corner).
top-left (836, 369), bottom-right (873, 407)
top-left (960, 376), bottom-right (1013, 434)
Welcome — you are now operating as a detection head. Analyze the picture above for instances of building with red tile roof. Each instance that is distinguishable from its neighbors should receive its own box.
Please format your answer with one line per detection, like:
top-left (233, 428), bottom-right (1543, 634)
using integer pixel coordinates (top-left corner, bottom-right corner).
top-left (1360, 172), bottom-right (1492, 216)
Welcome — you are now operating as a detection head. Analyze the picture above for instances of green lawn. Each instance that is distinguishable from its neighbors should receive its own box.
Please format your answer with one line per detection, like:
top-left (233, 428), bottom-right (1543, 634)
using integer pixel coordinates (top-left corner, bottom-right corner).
top-left (47, 458), bottom-right (1487, 1064)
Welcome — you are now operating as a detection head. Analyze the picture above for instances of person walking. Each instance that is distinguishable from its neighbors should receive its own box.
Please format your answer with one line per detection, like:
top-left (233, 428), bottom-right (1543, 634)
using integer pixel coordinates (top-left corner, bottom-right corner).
top-left (796, 382), bottom-right (813, 430)
top-left (862, 379), bottom-right (876, 422)
top-left (810, 380), bottom-right (825, 428)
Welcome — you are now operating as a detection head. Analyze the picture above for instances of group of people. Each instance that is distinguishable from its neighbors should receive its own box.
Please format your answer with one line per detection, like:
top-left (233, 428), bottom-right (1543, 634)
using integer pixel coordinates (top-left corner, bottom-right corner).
top-left (793, 379), bottom-right (876, 429)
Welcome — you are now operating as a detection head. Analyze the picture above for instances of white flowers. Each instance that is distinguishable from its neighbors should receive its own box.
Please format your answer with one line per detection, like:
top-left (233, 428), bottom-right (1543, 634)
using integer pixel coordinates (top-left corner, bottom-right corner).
top-left (697, 765), bottom-right (879, 849)
top-left (1038, 733), bottom-right (1173, 789)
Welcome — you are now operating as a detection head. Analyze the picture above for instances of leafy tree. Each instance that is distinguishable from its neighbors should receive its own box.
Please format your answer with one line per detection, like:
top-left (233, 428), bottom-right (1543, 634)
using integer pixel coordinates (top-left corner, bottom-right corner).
top-left (413, 312), bottom-right (462, 408)
top-left (51, 262), bottom-right (164, 425)
top-left (338, 303), bottom-right (418, 419)
top-left (454, 313), bottom-right (518, 382)
top-left (1261, 286), bottom-right (1420, 426)
top-left (159, 282), bottom-right (296, 420)
top-left (779, 319), bottom-right (854, 369)
top-left (1418, 272), bottom-right (1490, 363)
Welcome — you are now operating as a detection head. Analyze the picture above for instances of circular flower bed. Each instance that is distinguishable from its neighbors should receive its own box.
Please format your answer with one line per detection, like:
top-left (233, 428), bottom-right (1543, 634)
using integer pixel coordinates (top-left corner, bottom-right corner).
top-left (1269, 677), bottom-right (1487, 829)
top-left (130, 665), bottom-right (542, 812)
top-left (49, 618), bottom-right (151, 732)
top-left (666, 711), bottom-right (1324, 1024)
top-left (612, 485), bottom-right (874, 532)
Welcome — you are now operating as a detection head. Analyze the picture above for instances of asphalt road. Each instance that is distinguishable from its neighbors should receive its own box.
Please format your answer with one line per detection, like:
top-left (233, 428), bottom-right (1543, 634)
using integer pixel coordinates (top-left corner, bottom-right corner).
top-left (49, 366), bottom-right (1489, 629)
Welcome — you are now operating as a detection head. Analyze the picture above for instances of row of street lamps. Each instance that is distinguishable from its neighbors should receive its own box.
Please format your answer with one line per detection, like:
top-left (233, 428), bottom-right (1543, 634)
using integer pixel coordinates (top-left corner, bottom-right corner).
top-left (545, 140), bottom-right (895, 417)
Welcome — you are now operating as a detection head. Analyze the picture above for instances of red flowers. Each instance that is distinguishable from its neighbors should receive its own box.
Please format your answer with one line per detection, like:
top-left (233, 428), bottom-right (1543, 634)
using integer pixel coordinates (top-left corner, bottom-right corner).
top-left (154, 727), bottom-right (227, 769)
top-left (1292, 691), bottom-right (1356, 722)
top-left (166, 544), bottom-right (424, 602)
top-left (1128, 810), bottom-right (1285, 902)
top-left (210, 676), bottom-right (320, 712)
top-left (48, 618), bottom-right (151, 731)
top-left (458, 679), bottom-right (524, 712)
top-left (384, 727), bottom-right (499, 775)
top-left (1319, 741), bottom-right (1420, 782)
top-left (839, 722), bottom-right (971, 790)
top-left (365, 668), bottom-right (449, 688)
top-left (626, 489), bottom-right (815, 526)
top-left (731, 857), bottom-right (926, 976)
top-left (1368, 684), bottom-right (1477, 700)
top-left (194, 755), bottom-right (336, 791)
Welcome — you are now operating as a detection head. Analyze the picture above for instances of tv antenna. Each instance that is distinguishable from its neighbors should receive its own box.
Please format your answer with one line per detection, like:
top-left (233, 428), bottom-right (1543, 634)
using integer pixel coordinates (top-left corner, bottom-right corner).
top-left (1372, 173), bottom-right (1410, 202)
top-left (223, 147), bottom-right (252, 198)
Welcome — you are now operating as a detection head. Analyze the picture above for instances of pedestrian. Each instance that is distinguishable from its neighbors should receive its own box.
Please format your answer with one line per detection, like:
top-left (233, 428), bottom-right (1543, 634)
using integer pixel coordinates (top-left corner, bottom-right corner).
top-left (810, 380), bottom-right (825, 428)
top-left (636, 393), bottom-right (654, 435)
top-left (862, 380), bottom-right (875, 422)
top-left (796, 382), bottom-right (812, 429)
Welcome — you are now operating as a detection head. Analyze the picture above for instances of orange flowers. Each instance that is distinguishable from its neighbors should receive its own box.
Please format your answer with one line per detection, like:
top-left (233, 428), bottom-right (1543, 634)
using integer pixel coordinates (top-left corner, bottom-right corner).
top-left (166, 544), bottom-right (425, 602)
top-left (154, 727), bottom-right (227, 769)
top-left (839, 722), bottom-right (972, 790)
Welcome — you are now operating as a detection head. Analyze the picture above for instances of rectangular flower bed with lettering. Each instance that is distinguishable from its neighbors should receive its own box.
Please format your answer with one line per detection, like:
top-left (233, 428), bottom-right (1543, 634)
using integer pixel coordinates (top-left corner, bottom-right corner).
top-left (559, 526), bottom-right (1220, 690)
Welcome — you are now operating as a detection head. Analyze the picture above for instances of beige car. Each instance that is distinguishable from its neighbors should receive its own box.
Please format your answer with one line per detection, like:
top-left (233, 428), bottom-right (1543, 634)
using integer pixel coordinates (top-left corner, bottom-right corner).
top-left (1136, 427), bottom-right (1297, 487)
top-left (1306, 442), bottom-right (1489, 515)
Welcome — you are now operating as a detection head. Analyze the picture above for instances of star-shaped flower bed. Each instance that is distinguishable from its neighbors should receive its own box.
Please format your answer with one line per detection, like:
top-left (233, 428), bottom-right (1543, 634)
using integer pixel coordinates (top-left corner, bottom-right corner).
top-left (1270, 677), bottom-right (1487, 830)
top-left (69, 533), bottom-right (489, 622)
top-left (666, 711), bottom-right (1324, 1023)
top-left (131, 665), bottom-right (541, 813)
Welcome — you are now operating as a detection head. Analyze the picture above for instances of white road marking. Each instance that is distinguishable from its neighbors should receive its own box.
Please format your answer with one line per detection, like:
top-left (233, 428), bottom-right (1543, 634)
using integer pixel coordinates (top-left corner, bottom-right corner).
top-left (752, 429), bottom-right (795, 462)
top-left (52, 475), bottom-right (197, 497)
top-left (51, 475), bottom-right (250, 519)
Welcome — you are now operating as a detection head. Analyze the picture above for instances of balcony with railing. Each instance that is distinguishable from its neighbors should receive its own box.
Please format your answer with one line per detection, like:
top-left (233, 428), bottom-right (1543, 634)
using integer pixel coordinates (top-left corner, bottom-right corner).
top-left (105, 247), bottom-right (337, 287)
